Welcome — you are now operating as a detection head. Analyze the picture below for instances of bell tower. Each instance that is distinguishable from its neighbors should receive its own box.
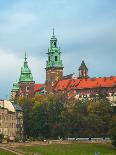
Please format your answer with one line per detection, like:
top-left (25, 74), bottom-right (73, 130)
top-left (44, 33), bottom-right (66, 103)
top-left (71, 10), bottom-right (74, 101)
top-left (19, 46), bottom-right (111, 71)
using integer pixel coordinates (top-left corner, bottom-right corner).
top-left (46, 29), bottom-right (63, 90)
top-left (78, 60), bottom-right (88, 78)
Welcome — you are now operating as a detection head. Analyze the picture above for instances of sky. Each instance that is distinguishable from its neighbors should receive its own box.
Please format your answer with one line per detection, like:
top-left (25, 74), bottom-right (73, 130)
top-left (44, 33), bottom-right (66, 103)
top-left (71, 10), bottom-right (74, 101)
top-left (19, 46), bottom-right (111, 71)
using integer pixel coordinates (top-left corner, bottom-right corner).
top-left (0, 0), bottom-right (116, 98)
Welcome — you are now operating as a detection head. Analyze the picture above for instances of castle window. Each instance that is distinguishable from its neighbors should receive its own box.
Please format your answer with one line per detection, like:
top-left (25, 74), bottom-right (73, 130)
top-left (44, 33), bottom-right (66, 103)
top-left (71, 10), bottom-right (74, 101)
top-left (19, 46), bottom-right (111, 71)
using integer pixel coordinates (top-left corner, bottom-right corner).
top-left (54, 42), bottom-right (56, 47)
top-left (49, 56), bottom-right (50, 62)
top-left (26, 86), bottom-right (30, 92)
top-left (55, 56), bottom-right (57, 61)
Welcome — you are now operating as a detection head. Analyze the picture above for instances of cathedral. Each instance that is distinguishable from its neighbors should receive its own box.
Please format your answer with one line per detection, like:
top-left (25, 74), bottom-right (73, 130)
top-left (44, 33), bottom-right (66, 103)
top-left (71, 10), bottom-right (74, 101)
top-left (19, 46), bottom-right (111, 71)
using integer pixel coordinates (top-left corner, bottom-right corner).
top-left (11, 30), bottom-right (116, 103)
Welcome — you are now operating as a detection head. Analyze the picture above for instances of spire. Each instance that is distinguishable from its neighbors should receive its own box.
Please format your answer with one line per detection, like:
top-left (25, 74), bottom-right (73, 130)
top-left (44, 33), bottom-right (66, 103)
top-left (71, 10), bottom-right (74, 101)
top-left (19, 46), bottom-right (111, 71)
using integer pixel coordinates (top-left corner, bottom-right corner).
top-left (24, 51), bottom-right (27, 62)
top-left (19, 53), bottom-right (34, 82)
top-left (49, 28), bottom-right (58, 49)
top-left (24, 51), bottom-right (28, 68)
top-left (46, 30), bottom-right (63, 69)
top-left (53, 27), bottom-right (54, 36)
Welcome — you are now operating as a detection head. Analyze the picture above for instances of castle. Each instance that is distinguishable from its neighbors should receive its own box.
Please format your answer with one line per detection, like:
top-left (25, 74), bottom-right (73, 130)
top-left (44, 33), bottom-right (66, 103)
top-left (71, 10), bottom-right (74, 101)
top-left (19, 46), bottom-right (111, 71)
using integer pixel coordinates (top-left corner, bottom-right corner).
top-left (11, 30), bottom-right (116, 103)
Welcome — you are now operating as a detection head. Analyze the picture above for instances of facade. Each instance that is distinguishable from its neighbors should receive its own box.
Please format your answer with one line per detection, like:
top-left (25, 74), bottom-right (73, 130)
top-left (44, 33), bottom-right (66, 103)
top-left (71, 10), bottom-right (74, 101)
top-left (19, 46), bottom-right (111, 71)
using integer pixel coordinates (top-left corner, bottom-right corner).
top-left (0, 100), bottom-right (23, 138)
top-left (0, 100), bottom-right (16, 138)
top-left (54, 76), bottom-right (116, 102)
top-left (12, 103), bottom-right (23, 138)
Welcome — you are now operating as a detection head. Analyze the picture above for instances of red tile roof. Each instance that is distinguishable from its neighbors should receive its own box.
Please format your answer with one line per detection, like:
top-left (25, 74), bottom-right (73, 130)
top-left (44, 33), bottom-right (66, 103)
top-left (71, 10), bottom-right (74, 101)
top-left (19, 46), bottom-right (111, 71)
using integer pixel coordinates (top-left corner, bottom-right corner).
top-left (54, 79), bottom-right (72, 91)
top-left (77, 77), bottom-right (116, 89)
top-left (34, 76), bottom-right (116, 93)
top-left (54, 76), bottom-right (116, 91)
top-left (34, 84), bottom-right (45, 93)
top-left (67, 79), bottom-right (81, 90)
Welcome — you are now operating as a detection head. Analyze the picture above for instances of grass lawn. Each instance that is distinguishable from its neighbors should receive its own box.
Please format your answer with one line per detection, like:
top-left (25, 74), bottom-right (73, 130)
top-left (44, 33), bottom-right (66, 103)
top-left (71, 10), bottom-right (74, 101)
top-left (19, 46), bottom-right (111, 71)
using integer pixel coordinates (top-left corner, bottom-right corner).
top-left (0, 149), bottom-right (15, 155)
top-left (17, 143), bottom-right (116, 155)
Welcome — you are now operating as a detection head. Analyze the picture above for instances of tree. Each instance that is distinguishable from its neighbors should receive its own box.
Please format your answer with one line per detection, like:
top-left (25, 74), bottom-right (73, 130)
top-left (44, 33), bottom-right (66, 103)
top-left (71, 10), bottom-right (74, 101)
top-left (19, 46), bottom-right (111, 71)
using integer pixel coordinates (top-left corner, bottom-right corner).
top-left (110, 116), bottom-right (116, 147)
top-left (87, 98), bottom-right (113, 137)
top-left (17, 92), bottom-right (113, 140)
top-left (18, 97), bottom-right (34, 138)
top-left (47, 93), bottom-right (67, 138)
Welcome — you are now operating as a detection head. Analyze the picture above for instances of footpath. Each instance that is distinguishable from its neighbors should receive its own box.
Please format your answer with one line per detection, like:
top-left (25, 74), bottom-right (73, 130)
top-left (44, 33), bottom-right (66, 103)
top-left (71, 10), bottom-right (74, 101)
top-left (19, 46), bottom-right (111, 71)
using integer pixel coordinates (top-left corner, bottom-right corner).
top-left (0, 146), bottom-right (24, 155)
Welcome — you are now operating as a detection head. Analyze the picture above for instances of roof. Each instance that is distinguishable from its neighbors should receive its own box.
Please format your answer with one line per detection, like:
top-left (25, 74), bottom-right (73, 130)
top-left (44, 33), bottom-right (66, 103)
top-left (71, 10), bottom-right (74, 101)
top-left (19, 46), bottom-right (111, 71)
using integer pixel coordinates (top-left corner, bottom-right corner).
top-left (12, 103), bottom-right (22, 111)
top-left (62, 74), bottom-right (74, 79)
top-left (0, 100), bottom-right (15, 112)
top-left (19, 54), bottom-right (34, 82)
top-left (54, 79), bottom-right (72, 91)
top-left (34, 84), bottom-right (45, 93)
top-left (77, 77), bottom-right (116, 89)
top-left (54, 76), bottom-right (116, 91)
top-left (12, 81), bottom-right (19, 92)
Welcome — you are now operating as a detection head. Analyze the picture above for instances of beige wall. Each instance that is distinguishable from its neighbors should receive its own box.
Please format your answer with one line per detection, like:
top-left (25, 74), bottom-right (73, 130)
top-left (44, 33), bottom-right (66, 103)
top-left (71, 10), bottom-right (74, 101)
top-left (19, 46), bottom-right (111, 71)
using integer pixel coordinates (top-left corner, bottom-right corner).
top-left (0, 108), bottom-right (16, 138)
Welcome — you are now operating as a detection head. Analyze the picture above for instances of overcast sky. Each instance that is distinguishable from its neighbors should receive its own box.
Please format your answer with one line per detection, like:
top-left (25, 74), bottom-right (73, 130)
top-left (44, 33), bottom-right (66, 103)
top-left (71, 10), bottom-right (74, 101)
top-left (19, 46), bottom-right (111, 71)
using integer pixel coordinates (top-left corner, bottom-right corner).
top-left (0, 0), bottom-right (116, 98)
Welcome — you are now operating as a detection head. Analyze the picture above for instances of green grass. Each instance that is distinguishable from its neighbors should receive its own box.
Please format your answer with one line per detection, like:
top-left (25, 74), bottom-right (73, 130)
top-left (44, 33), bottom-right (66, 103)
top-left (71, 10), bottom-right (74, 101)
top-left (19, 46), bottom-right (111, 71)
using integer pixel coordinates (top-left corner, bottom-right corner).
top-left (0, 149), bottom-right (15, 155)
top-left (17, 143), bottom-right (116, 155)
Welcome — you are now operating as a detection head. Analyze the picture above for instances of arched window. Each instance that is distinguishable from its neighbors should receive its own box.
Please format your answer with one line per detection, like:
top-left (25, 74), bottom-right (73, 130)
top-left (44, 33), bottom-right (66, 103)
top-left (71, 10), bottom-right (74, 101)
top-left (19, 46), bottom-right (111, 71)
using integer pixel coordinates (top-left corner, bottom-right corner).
top-left (55, 56), bottom-right (57, 61)
top-left (54, 42), bottom-right (56, 47)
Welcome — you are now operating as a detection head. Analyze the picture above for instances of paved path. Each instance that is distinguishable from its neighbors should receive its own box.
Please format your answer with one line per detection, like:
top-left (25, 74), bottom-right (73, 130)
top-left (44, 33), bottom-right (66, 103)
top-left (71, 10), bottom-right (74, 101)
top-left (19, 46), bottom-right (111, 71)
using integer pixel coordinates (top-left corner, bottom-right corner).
top-left (0, 146), bottom-right (23, 155)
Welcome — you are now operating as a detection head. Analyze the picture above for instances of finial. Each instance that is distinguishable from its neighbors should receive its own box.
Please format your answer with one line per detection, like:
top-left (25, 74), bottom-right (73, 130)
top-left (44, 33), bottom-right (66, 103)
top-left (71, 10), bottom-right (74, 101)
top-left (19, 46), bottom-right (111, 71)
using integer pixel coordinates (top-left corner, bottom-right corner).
top-left (81, 60), bottom-right (85, 64)
top-left (53, 27), bottom-right (54, 36)
top-left (24, 51), bottom-right (27, 62)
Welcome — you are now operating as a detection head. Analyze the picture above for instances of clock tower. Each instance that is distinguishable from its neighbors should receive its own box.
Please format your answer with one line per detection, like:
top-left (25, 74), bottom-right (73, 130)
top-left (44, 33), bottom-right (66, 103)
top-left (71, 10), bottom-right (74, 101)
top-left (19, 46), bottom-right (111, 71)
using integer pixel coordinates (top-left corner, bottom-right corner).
top-left (46, 29), bottom-right (63, 91)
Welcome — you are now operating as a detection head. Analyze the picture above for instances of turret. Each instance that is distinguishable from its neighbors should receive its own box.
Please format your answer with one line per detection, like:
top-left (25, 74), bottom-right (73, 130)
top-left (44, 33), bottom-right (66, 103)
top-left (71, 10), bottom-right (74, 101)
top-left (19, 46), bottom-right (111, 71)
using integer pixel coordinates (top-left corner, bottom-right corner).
top-left (11, 80), bottom-right (19, 101)
top-left (78, 60), bottom-right (88, 78)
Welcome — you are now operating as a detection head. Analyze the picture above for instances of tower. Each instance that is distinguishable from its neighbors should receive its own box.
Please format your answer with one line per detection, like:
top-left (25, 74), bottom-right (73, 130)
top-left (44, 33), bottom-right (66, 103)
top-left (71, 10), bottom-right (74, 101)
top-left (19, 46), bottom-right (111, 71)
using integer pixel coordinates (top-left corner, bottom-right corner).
top-left (18, 53), bottom-right (35, 98)
top-left (46, 29), bottom-right (63, 90)
top-left (78, 60), bottom-right (88, 78)
top-left (11, 80), bottom-right (19, 101)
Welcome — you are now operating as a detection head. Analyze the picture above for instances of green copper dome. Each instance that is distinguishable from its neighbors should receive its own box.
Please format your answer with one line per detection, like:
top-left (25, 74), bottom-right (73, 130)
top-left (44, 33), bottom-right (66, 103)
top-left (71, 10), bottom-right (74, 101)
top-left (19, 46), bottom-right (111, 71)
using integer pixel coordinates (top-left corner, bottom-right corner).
top-left (46, 29), bottom-right (63, 69)
top-left (19, 53), bottom-right (34, 82)
top-left (12, 80), bottom-right (19, 92)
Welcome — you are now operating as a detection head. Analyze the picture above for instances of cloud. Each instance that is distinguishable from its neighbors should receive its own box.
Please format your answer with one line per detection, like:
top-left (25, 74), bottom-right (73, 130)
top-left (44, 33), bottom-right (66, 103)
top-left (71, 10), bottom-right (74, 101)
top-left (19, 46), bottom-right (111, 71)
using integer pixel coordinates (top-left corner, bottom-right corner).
top-left (0, 48), bottom-right (21, 98)
top-left (0, 0), bottom-right (116, 98)
top-left (0, 12), bottom-right (37, 33)
top-left (9, 12), bottom-right (37, 31)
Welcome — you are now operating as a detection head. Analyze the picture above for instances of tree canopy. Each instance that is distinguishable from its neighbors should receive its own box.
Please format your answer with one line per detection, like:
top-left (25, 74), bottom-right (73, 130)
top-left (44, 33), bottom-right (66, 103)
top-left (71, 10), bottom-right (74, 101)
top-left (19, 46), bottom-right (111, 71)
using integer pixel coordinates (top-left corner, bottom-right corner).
top-left (17, 93), bottom-right (115, 144)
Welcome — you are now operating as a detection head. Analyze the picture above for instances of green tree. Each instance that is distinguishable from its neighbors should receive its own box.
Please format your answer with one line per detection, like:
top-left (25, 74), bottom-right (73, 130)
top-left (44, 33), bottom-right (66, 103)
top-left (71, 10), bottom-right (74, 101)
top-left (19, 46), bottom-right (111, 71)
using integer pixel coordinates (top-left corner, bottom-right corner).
top-left (87, 98), bottom-right (113, 137)
top-left (47, 93), bottom-right (67, 138)
top-left (110, 116), bottom-right (116, 147)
